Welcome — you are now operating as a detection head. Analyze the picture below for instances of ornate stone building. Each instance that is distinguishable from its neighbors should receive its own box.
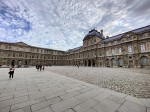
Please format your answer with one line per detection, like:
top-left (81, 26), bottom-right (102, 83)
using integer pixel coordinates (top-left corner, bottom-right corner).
top-left (63, 25), bottom-right (150, 68)
top-left (0, 42), bottom-right (64, 67)
top-left (0, 25), bottom-right (150, 68)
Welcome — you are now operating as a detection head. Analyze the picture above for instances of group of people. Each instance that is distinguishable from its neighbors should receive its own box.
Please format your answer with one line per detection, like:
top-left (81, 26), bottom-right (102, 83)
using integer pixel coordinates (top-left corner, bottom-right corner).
top-left (36, 65), bottom-right (45, 71)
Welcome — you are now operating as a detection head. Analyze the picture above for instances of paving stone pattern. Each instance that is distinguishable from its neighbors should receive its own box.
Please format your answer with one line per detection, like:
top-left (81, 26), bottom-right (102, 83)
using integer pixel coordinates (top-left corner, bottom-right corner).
top-left (0, 67), bottom-right (150, 112)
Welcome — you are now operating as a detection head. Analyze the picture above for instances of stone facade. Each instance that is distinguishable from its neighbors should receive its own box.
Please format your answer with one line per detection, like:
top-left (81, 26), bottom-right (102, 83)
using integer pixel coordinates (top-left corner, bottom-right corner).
top-left (0, 25), bottom-right (150, 68)
top-left (64, 25), bottom-right (150, 68)
top-left (0, 42), bottom-right (64, 67)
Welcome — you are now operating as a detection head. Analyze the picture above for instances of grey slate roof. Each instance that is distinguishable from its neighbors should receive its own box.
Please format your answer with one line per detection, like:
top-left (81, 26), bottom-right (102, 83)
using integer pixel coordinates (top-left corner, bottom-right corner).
top-left (67, 46), bottom-right (82, 52)
top-left (103, 25), bottom-right (150, 42)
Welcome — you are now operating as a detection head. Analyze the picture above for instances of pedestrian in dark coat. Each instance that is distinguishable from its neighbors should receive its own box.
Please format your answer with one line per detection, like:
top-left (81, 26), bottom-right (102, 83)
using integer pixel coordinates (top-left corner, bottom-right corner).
top-left (9, 66), bottom-right (15, 79)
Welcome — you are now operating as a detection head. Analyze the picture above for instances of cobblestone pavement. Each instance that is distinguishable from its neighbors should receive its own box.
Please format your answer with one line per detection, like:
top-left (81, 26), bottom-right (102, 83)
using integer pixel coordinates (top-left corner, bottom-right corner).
top-left (47, 66), bottom-right (150, 98)
top-left (0, 67), bottom-right (150, 112)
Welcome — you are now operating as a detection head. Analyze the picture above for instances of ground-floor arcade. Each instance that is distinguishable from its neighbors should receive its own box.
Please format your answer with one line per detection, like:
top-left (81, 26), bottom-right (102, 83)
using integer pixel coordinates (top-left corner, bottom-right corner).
top-left (0, 53), bottom-right (149, 68)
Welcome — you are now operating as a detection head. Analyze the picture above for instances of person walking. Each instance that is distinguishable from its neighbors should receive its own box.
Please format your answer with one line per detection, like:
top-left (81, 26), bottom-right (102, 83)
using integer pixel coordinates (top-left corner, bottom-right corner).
top-left (9, 66), bottom-right (15, 79)
top-left (36, 65), bottom-right (39, 71)
top-left (42, 65), bottom-right (45, 71)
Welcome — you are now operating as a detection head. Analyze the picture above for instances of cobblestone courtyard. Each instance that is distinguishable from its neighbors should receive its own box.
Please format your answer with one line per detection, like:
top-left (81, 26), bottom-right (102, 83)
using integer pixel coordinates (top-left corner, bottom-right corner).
top-left (47, 66), bottom-right (150, 98)
top-left (0, 67), bottom-right (150, 112)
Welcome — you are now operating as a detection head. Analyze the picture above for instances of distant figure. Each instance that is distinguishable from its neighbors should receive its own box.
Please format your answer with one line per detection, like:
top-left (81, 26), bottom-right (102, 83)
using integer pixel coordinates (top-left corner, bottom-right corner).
top-left (39, 65), bottom-right (42, 71)
top-left (9, 66), bottom-right (15, 79)
top-left (36, 65), bottom-right (39, 71)
top-left (42, 65), bottom-right (45, 71)
top-left (77, 64), bottom-right (79, 68)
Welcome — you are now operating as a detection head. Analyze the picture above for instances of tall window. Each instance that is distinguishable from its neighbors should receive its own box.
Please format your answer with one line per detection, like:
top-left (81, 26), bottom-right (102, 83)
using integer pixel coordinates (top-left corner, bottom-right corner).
top-left (5, 45), bottom-right (8, 49)
top-left (13, 53), bottom-right (15, 57)
top-left (118, 48), bottom-right (122, 54)
top-left (140, 44), bottom-right (145, 52)
top-left (128, 45), bottom-right (132, 53)
top-left (19, 53), bottom-right (22, 57)
top-left (112, 48), bottom-right (115, 55)
top-left (106, 50), bottom-right (109, 55)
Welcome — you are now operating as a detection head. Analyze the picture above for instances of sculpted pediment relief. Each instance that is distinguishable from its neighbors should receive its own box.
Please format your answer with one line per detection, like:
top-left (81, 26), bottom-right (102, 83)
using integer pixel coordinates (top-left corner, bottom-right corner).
top-left (16, 42), bottom-right (30, 46)
top-left (122, 32), bottom-right (136, 38)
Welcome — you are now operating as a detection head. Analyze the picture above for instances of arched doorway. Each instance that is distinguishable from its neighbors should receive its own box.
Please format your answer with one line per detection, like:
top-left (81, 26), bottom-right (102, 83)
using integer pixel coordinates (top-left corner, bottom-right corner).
top-left (11, 60), bottom-right (15, 66)
top-left (84, 60), bottom-right (87, 66)
top-left (128, 56), bottom-right (133, 68)
top-left (99, 62), bottom-right (102, 67)
top-left (129, 60), bottom-right (133, 68)
top-left (111, 58), bottom-right (116, 67)
top-left (92, 60), bottom-right (95, 67)
top-left (88, 60), bottom-right (91, 66)
top-left (25, 60), bottom-right (28, 67)
top-left (140, 56), bottom-right (148, 68)
top-left (18, 60), bottom-right (22, 68)
top-left (118, 58), bottom-right (123, 67)
top-left (105, 59), bottom-right (109, 67)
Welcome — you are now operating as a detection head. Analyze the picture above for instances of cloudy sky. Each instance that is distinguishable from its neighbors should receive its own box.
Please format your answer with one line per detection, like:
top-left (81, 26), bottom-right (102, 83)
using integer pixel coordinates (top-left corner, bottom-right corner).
top-left (0, 0), bottom-right (150, 50)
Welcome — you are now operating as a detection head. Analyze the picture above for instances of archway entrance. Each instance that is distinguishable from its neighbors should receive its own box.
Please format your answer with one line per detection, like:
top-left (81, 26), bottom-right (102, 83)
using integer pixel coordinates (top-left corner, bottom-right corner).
top-left (118, 58), bottom-right (123, 67)
top-left (129, 60), bottom-right (133, 68)
top-left (92, 60), bottom-right (95, 67)
top-left (18, 60), bottom-right (22, 68)
top-left (105, 59), bottom-right (109, 67)
top-left (11, 60), bottom-right (15, 66)
top-left (25, 60), bottom-right (28, 67)
top-left (111, 58), bottom-right (116, 67)
top-left (140, 56), bottom-right (148, 68)
top-left (99, 61), bottom-right (102, 67)
top-left (25, 60), bottom-right (27, 65)
top-left (88, 60), bottom-right (91, 66)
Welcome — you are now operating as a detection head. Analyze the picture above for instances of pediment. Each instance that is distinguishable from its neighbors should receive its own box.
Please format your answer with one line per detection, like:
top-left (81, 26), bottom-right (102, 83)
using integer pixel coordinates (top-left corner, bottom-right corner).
top-left (16, 42), bottom-right (30, 46)
top-left (122, 32), bottom-right (136, 38)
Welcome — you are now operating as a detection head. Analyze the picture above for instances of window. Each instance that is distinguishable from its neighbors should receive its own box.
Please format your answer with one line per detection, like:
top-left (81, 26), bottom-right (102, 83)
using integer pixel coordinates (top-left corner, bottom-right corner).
top-left (128, 45), bottom-right (132, 53)
top-left (140, 44), bottom-right (145, 52)
top-left (112, 48), bottom-right (115, 55)
top-left (143, 33), bottom-right (149, 38)
top-left (13, 53), bottom-right (15, 57)
top-left (118, 48), bottom-right (122, 54)
top-left (19, 53), bottom-right (22, 57)
top-left (106, 50), bottom-right (109, 55)
top-left (5, 45), bottom-right (8, 49)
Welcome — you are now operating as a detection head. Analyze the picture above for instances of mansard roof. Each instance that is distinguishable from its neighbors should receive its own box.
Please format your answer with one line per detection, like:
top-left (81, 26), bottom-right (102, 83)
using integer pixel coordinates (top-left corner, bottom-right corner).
top-left (83, 29), bottom-right (105, 41)
top-left (67, 46), bottom-right (82, 52)
top-left (103, 25), bottom-right (150, 43)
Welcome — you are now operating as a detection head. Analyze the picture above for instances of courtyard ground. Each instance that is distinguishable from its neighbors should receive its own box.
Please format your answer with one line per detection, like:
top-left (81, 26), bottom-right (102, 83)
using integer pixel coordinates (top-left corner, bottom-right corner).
top-left (47, 66), bottom-right (150, 98)
top-left (0, 67), bottom-right (149, 112)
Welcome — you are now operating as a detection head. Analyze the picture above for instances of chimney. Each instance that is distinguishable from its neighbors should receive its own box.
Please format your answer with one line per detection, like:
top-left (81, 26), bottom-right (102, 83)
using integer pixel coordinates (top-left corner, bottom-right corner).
top-left (100, 29), bottom-right (103, 35)
top-left (106, 36), bottom-right (109, 39)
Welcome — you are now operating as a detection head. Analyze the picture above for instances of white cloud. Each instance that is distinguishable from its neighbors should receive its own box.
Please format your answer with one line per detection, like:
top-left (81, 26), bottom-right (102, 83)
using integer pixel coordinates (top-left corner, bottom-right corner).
top-left (0, 0), bottom-right (150, 50)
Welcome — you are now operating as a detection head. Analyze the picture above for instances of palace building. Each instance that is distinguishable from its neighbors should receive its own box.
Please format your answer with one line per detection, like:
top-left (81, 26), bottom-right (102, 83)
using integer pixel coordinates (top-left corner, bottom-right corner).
top-left (0, 25), bottom-right (150, 68)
